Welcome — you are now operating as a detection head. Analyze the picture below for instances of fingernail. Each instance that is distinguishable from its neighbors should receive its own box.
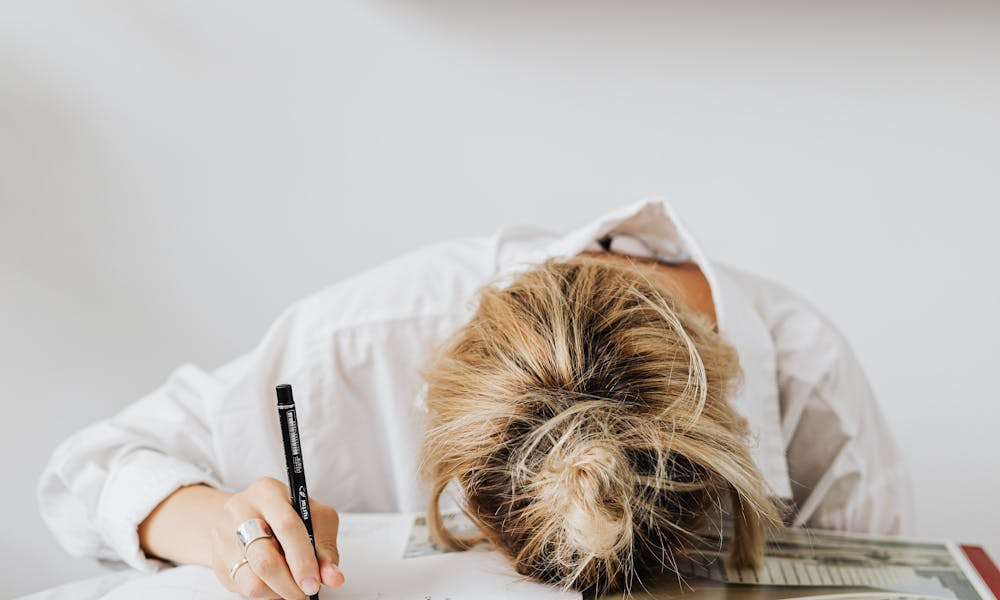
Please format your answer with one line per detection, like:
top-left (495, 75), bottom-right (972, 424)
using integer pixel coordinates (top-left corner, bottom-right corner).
top-left (300, 577), bottom-right (320, 595)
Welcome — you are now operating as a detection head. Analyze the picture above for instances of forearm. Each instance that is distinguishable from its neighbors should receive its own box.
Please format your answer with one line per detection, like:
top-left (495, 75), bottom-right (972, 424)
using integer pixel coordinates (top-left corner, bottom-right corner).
top-left (138, 484), bottom-right (232, 566)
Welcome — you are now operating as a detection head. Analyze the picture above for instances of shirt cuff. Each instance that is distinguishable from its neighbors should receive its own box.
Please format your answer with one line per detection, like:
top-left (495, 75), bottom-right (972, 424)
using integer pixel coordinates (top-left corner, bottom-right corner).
top-left (97, 449), bottom-right (223, 572)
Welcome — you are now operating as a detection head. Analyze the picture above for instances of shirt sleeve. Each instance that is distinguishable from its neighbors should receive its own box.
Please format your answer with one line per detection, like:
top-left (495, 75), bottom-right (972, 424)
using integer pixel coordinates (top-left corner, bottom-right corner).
top-left (36, 295), bottom-right (325, 572)
top-left (744, 273), bottom-right (916, 535)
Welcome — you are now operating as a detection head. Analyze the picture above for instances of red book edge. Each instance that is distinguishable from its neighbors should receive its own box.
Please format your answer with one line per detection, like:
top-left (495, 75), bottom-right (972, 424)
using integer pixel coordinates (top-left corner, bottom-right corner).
top-left (962, 544), bottom-right (1000, 600)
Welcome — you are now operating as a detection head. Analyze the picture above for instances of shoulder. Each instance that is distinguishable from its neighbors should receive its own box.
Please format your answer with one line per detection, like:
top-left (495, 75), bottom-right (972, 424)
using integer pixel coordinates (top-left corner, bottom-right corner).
top-left (714, 263), bottom-right (885, 447)
top-left (223, 234), bottom-right (500, 389)
top-left (712, 262), bottom-right (854, 382)
top-left (290, 235), bottom-right (499, 337)
top-left (713, 267), bottom-right (913, 533)
top-left (713, 262), bottom-right (831, 330)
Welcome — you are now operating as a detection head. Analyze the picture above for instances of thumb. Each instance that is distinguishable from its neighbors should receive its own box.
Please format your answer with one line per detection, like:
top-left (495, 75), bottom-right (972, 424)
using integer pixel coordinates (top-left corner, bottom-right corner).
top-left (316, 539), bottom-right (344, 588)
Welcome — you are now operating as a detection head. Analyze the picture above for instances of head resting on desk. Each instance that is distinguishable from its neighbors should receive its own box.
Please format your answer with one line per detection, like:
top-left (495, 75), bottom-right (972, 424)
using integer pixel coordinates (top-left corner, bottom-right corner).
top-left (418, 254), bottom-right (782, 595)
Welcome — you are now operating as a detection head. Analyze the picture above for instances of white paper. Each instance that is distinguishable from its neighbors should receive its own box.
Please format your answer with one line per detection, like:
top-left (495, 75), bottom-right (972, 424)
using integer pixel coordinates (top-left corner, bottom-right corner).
top-left (100, 513), bottom-right (580, 600)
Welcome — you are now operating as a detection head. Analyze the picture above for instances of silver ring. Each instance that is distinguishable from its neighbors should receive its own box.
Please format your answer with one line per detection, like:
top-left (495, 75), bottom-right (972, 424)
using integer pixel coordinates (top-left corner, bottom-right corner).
top-left (229, 556), bottom-right (249, 581)
top-left (236, 518), bottom-right (273, 555)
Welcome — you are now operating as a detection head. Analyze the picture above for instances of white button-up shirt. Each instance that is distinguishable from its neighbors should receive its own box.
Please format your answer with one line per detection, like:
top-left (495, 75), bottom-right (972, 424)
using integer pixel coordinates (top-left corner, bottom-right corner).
top-left (37, 199), bottom-right (914, 578)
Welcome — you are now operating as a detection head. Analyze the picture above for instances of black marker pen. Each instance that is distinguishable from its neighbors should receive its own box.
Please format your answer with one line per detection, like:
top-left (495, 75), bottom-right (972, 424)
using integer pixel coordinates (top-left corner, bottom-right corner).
top-left (276, 384), bottom-right (319, 600)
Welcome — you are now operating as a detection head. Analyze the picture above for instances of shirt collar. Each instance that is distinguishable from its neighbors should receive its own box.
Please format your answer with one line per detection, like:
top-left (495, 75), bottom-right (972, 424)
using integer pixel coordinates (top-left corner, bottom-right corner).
top-left (496, 198), bottom-right (792, 499)
top-left (498, 199), bottom-right (728, 328)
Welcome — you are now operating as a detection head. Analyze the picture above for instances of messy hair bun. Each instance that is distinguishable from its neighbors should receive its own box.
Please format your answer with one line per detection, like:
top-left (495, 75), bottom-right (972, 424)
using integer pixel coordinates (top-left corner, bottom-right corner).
top-left (539, 441), bottom-right (631, 561)
top-left (419, 254), bottom-right (781, 594)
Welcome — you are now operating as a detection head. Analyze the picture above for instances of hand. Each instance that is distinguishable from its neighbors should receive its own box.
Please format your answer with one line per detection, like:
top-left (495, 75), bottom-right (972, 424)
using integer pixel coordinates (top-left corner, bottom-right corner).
top-left (209, 477), bottom-right (345, 599)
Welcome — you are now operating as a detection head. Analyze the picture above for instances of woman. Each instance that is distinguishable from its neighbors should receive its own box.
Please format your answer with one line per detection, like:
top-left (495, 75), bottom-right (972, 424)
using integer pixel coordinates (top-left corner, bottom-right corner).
top-left (38, 200), bottom-right (913, 599)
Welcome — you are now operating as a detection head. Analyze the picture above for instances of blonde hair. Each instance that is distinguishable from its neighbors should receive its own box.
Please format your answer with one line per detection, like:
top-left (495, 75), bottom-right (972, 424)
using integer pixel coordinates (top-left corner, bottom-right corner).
top-left (418, 254), bottom-right (781, 594)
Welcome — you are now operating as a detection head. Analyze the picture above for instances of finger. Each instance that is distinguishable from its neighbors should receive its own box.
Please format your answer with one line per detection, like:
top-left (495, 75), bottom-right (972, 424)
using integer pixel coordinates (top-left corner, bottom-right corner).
top-left (244, 535), bottom-right (306, 600)
top-left (212, 525), bottom-right (278, 599)
top-left (234, 550), bottom-right (281, 600)
top-left (318, 555), bottom-right (345, 589)
top-left (212, 527), bottom-right (239, 592)
top-left (257, 494), bottom-right (321, 596)
top-left (224, 492), bottom-right (302, 599)
top-left (209, 527), bottom-right (242, 594)
top-left (312, 507), bottom-right (343, 588)
top-left (315, 538), bottom-right (343, 588)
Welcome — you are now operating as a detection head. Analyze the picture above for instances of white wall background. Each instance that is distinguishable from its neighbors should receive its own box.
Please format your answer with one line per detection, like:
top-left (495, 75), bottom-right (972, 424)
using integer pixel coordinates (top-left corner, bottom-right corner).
top-left (2, 1), bottom-right (998, 597)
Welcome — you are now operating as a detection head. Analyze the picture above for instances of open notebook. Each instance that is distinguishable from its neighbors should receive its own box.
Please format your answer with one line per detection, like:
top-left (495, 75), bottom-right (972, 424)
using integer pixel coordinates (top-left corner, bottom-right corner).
top-left (99, 513), bottom-right (998, 600)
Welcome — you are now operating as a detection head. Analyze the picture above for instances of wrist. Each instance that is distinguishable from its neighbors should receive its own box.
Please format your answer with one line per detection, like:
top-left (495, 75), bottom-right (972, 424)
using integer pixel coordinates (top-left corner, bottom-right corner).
top-left (139, 484), bottom-right (232, 567)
